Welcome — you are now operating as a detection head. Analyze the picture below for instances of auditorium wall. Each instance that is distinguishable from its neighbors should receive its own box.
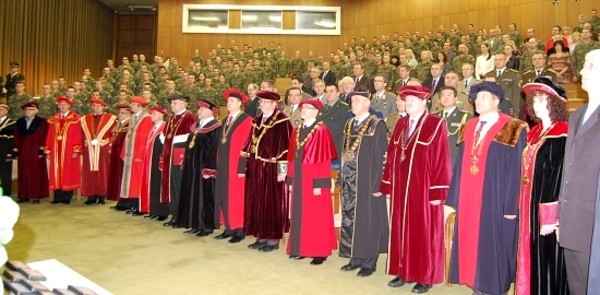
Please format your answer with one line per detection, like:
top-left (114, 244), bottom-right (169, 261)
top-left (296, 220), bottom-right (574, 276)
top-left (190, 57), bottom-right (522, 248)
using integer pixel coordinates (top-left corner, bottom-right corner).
top-left (0, 0), bottom-right (114, 95)
top-left (157, 0), bottom-right (342, 65)
top-left (342, 0), bottom-right (596, 44)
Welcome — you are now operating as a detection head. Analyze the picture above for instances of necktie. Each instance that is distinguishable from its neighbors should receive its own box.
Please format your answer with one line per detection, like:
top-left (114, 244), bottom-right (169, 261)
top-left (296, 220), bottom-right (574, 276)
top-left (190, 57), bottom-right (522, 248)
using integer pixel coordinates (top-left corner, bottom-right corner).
top-left (409, 119), bottom-right (416, 136)
top-left (431, 79), bottom-right (437, 94)
top-left (353, 119), bottom-right (360, 131)
top-left (322, 105), bottom-right (330, 113)
top-left (536, 70), bottom-right (541, 77)
top-left (474, 121), bottom-right (487, 146)
top-left (261, 116), bottom-right (268, 125)
top-left (496, 70), bottom-right (502, 78)
top-left (377, 94), bottom-right (382, 103)
top-left (227, 116), bottom-right (233, 125)
top-left (443, 112), bottom-right (448, 119)
top-left (464, 80), bottom-right (469, 88)
top-left (403, 80), bottom-right (407, 86)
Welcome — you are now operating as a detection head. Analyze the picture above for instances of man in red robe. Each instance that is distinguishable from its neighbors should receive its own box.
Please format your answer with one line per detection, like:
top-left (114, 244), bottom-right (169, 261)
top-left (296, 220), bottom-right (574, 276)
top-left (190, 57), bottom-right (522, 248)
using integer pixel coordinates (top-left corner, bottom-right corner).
top-left (286, 99), bottom-right (337, 265)
top-left (378, 85), bottom-right (451, 293)
top-left (242, 90), bottom-right (293, 252)
top-left (120, 96), bottom-right (154, 215)
top-left (45, 96), bottom-right (82, 204)
top-left (80, 97), bottom-right (116, 205)
top-left (14, 102), bottom-right (48, 204)
top-left (141, 107), bottom-right (168, 220)
top-left (214, 89), bottom-right (253, 243)
top-left (107, 105), bottom-right (131, 208)
top-left (161, 95), bottom-right (196, 227)
top-left (446, 82), bottom-right (527, 295)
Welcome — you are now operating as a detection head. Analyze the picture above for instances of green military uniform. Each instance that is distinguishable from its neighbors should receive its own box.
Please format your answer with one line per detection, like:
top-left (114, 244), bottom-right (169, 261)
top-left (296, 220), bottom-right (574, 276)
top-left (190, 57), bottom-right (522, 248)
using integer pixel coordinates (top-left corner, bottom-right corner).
top-left (180, 85), bottom-right (200, 112)
top-left (70, 98), bottom-right (84, 115)
top-left (384, 112), bottom-right (405, 137)
top-left (521, 68), bottom-right (557, 85)
top-left (377, 64), bottom-right (396, 90)
top-left (75, 92), bottom-right (91, 114)
top-left (509, 31), bottom-right (522, 47)
top-left (276, 57), bottom-right (291, 77)
top-left (290, 57), bottom-right (305, 76)
top-left (191, 55), bottom-right (204, 65)
top-left (37, 96), bottom-right (56, 119)
top-left (519, 50), bottom-right (536, 72)
top-left (8, 93), bottom-right (32, 119)
top-left (572, 40), bottom-right (600, 80)
top-left (363, 59), bottom-right (379, 79)
top-left (228, 71), bottom-right (245, 90)
top-left (485, 68), bottom-right (522, 116)
top-left (157, 90), bottom-right (182, 109)
top-left (214, 83), bottom-right (229, 98)
top-left (415, 61), bottom-right (433, 82)
top-left (433, 108), bottom-right (472, 165)
top-left (199, 87), bottom-right (219, 106)
top-left (452, 54), bottom-right (475, 74)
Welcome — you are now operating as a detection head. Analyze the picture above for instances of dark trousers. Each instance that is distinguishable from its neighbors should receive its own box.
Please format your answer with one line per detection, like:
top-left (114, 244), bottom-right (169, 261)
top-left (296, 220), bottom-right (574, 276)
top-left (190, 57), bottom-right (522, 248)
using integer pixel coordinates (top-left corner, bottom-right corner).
top-left (0, 161), bottom-right (12, 196)
top-left (349, 257), bottom-right (377, 270)
top-left (53, 189), bottom-right (73, 203)
top-left (169, 164), bottom-right (183, 217)
top-left (564, 247), bottom-right (590, 295)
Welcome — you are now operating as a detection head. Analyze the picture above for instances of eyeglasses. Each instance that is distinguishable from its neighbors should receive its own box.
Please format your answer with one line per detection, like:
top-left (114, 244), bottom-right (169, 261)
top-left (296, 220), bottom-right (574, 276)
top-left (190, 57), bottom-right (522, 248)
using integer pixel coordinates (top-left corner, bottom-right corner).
top-left (301, 106), bottom-right (317, 110)
top-left (373, 80), bottom-right (385, 83)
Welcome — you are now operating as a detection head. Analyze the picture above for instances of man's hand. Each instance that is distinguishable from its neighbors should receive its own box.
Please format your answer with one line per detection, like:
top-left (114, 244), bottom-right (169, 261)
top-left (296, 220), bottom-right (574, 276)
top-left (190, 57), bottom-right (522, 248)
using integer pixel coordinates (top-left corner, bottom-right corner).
top-left (504, 215), bottom-right (517, 220)
top-left (429, 200), bottom-right (442, 205)
top-left (237, 173), bottom-right (245, 178)
top-left (372, 192), bottom-right (382, 197)
top-left (313, 188), bottom-right (322, 196)
top-left (277, 174), bottom-right (286, 182)
top-left (540, 224), bottom-right (557, 236)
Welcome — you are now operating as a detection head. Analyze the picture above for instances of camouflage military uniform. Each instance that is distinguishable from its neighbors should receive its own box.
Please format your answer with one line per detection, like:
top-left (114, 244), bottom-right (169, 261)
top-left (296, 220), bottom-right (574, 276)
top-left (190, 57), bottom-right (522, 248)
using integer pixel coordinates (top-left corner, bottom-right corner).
top-left (509, 31), bottom-right (522, 47)
top-left (214, 83), bottom-right (229, 98)
top-left (364, 59), bottom-right (379, 79)
top-left (290, 58), bottom-right (305, 76)
top-left (415, 61), bottom-right (433, 82)
top-left (452, 54), bottom-right (475, 74)
top-left (519, 50), bottom-right (536, 72)
top-left (276, 58), bottom-right (291, 77)
top-left (229, 71), bottom-right (245, 90)
top-left (377, 64), bottom-right (396, 90)
top-left (157, 90), bottom-right (182, 109)
top-left (8, 93), bottom-right (32, 119)
top-left (37, 96), bottom-right (56, 119)
top-left (572, 40), bottom-right (600, 79)
top-left (199, 87), bottom-right (219, 106)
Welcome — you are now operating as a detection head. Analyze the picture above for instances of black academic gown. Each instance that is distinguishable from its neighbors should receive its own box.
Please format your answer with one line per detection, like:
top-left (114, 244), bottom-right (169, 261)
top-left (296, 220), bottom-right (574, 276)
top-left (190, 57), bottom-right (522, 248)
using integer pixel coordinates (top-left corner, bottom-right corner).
top-left (0, 117), bottom-right (15, 195)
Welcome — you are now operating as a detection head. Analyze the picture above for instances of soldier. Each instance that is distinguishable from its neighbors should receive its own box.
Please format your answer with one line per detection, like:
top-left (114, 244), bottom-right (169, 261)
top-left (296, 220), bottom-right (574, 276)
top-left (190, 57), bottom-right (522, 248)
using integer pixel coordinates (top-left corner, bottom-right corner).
top-left (284, 87), bottom-right (303, 128)
top-left (228, 64), bottom-right (245, 91)
top-left (521, 52), bottom-right (557, 84)
top-left (290, 51), bottom-right (305, 77)
top-left (37, 84), bottom-right (56, 118)
top-left (377, 55), bottom-right (396, 90)
top-left (157, 79), bottom-right (182, 109)
top-left (484, 52), bottom-right (522, 116)
top-left (519, 39), bottom-right (540, 72)
top-left (4, 62), bottom-right (25, 100)
top-left (415, 50), bottom-right (434, 82)
top-left (370, 75), bottom-right (397, 118)
top-left (276, 51), bottom-right (291, 78)
top-left (508, 23), bottom-right (522, 47)
top-left (180, 75), bottom-right (200, 112)
top-left (7, 82), bottom-right (31, 119)
top-left (432, 86), bottom-right (472, 164)
top-left (572, 28), bottom-right (600, 82)
top-left (318, 84), bottom-right (350, 155)
top-left (452, 44), bottom-right (476, 75)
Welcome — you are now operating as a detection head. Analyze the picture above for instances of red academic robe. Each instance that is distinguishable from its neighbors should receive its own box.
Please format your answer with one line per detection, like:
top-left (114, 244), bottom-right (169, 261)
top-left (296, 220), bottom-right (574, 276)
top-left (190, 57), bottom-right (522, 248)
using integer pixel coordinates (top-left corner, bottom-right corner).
top-left (80, 113), bottom-right (116, 197)
top-left (45, 112), bottom-right (82, 191)
top-left (14, 116), bottom-right (49, 200)
top-left (140, 122), bottom-right (166, 213)
top-left (214, 113), bottom-right (253, 230)
top-left (120, 113), bottom-right (154, 199)
top-left (380, 113), bottom-right (451, 284)
top-left (106, 119), bottom-right (129, 201)
top-left (160, 111), bottom-right (196, 202)
top-left (286, 122), bottom-right (338, 257)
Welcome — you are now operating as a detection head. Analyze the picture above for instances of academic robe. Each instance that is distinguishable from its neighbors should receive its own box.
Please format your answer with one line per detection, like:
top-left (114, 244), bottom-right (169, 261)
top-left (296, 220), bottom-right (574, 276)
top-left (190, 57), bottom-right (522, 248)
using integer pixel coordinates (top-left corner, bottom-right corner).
top-left (14, 116), bottom-right (48, 200)
top-left (176, 119), bottom-right (221, 230)
top-left (242, 110), bottom-right (293, 240)
top-left (106, 119), bottom-right (129, 201)
top-left (0, 117), bottom-right (15, 195)
top-left (120, 111), bottom-right (154, 199)
top-left (516, 121), bottom-right (569, 295)
top-left (141, 122), bottom-right (166, 214)
top-left (380, 113), bottom-right (451, 284)
top-left (45, 112), bottom-right (82, 191)
top-left (214, 113), bottom-right (252, 231)
top-left (160, 111), bottom-right (196, 203)
top-left (80, 113), bottom-right (116, 197)
top-left (339, 116), bottom-right (389, 259)
top-left (447, 114), bottom-right (528, 294)
top-left (286, 122), bottom-right (338, 257)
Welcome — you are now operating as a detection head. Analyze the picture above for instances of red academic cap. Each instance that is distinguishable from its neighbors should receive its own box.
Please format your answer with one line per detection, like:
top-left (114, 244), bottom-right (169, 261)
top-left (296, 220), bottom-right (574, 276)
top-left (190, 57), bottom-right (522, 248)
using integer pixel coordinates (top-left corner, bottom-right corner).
top-left (56, 96), bottom-right (73, 106)
top-left (299, 100), bottom-right (324, 111)
top-left (148, 106), bottom-right (167, 115)
top-left (130, 96), bottom-right (149, 106)
top-left (397, 85), bottom-right (431, 100)
top-left (21, 102), bottom-right (38, 110)
top-left (88, 97), bottom-right (107, 107)
top-left (224, 88), bottom-right (249, 104)
top-left (256, 90), bottom-right (280, 101)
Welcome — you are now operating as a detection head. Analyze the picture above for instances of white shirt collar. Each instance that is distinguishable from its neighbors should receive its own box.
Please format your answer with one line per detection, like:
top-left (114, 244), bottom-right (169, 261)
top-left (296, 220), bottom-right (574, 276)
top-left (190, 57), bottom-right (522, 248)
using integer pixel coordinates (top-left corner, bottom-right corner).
top-left (443, 106), bottom-right (457, 115)
top-left (229, 110), bottom-right (241, 118)
top-left (408, 109), bottom-right (426, 121)
top-left (355, 112), bottom-right (370, 124)
top-left (175, 109), bottom-right (186, 116)
top-left (303, 118), bottom-right (316, 127)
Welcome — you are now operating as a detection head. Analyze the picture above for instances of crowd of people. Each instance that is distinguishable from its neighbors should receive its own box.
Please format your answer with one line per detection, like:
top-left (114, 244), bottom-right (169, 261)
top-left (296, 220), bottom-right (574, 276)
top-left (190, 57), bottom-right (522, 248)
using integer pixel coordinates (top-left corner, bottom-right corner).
top-left (1, 14), bottom-right (600, 294)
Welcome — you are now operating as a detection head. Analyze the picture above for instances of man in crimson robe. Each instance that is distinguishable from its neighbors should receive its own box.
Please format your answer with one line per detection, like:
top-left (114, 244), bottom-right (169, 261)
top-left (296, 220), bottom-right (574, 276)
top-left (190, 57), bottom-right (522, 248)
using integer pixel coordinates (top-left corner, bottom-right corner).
top-left (177, 99), bottom-right (221, 236)
top-left (80, 97), bottom-right (116, 205)
top-left (446, 82), bottom-right (527, 295)
top-left (120, 96), bottom-right (154, 215)
top-left (142, 107), bottom-right (169, 221)
top-left (213, 88), bottom-right (253, 243)
top-left (0, 104), bottom-right (15, 197)
top-left (286, 99), bottom-right (337, 265)
top-left (338, 91), bottom-right (389, 277)
top-left (378, 85), bottom-right (451, 293)
top-left (45, 96), bottom-right (82, 204)
top-left (107, 105), bottom-right (131, 207)
top-left (13, 102), bottom-right (48, 204)
top-left (242, 90), bottom-right (293, 252)
top-left (161, 95), bottom-right (196, 227)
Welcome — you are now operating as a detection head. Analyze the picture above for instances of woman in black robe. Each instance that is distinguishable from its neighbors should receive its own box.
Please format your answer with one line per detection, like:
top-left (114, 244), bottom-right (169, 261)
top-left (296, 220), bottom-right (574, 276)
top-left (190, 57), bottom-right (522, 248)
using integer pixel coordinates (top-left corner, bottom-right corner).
top-left (516, 77), bottom-right (569, 295)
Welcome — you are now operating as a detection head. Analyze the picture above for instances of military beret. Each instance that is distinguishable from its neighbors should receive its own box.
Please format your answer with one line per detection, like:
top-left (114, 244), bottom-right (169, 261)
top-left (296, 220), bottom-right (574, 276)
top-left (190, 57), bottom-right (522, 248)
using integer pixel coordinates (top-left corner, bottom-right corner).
top-left (56, 96), bottom-right (73, 106)
top-left (9, 62), bottom-right (19, 68)
top-left (397, 85), bottom-right (431, 100)
top-left (522, 77), bottom-right (567, 103)
top-left (88, 97), bottom-right (107, 107)
top-left (256, 90), bottom-right (280, 101)
top-left (469, 82), bottom-right (504, 101)
top-left (148, 106), bottom-right (167, 115)
top-left (224, 88), bottom-right (249, 104)
top-left (21, 102), bottom-right (37, 110)
top-left (299, 100), bottom-right (323, 111)
top-left (130, 96), bottom-right (149, 106)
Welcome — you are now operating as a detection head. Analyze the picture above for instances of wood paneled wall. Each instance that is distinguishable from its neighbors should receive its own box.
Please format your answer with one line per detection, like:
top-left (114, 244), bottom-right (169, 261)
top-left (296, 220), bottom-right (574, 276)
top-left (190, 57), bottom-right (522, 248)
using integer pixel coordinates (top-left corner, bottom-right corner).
top-left (0, 0), bottom-right (114, 95)
top-left (115, 14), bottom-right (158, 63)
top-left (341, 0), bottom-right (596, 43)
top-left (157, 0), bottom-right (342, 65)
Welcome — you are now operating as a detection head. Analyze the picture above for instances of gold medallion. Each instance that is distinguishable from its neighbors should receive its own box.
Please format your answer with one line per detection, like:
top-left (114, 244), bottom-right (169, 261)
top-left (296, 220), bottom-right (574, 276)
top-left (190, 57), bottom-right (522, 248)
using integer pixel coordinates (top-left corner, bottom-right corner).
top-left (470, 164), bottom-right (479, 175)
top-left (522, 176), bottom-right (530, 185)
top-left (57, 135), bottom-right (63, 140)
top-left (189, 141), bottom-right (195, 149)
top-left (400, 151), bottom-right (406, 162)
top-left (91, 139), bottom-right (99, 146)
top-left (221, 138), bottom-right (227, 144)
top-left (167, 134), bottom-right (172, 139)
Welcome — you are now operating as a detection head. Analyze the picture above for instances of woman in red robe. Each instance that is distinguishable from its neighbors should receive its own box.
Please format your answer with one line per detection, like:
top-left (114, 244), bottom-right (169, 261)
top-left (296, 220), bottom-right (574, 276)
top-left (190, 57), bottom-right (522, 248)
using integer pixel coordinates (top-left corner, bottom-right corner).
top-left (516, 78), bottom-right (569, 295)
top-left (286, 100), bottom-right (338, 265)
top-left (14, 102), bottom-right (48, 203)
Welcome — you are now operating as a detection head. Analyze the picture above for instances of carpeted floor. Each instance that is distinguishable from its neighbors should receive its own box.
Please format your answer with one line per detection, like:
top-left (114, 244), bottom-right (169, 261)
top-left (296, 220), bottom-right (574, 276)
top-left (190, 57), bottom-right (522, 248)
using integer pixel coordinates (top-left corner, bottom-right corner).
top-left (6, 199), bottom-right (477, 294)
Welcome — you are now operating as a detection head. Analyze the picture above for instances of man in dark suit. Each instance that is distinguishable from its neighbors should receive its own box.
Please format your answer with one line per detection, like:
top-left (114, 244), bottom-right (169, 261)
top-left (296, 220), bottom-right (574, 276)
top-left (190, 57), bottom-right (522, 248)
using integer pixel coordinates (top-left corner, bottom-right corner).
top-left (423, 64), bottom-right (445, 110)
top-left (521, 51), bottom-right (557, 84)
top-left (559, 48), bottom-right (600, 295)
top-left (353, 62), bottom-right (374, 93)
top-left (484, 52), bottom-right (522, 116)
top-left (320, 61), bottom-right (337, 86)
top-left (318, 84), bottom-right (350, 157)
top-left (4, 62), bottom-right (25, 100)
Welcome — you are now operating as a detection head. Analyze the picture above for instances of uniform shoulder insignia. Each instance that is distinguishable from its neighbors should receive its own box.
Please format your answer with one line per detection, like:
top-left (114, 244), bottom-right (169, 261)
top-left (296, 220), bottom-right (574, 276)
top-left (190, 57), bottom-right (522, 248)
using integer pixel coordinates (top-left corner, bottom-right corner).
top-left (523, 70), bottom-right (533, 74)
top-left (547, 69), bottom-right (557, 73)
top-left (457, 124), bottom-right (467, 144)
top-left (508, 68), bottom-right (519, 73)
top-left (339, 101), bottom-right (349, 106)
